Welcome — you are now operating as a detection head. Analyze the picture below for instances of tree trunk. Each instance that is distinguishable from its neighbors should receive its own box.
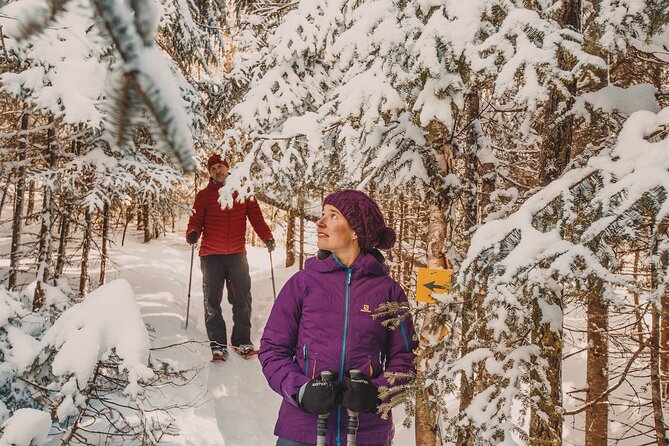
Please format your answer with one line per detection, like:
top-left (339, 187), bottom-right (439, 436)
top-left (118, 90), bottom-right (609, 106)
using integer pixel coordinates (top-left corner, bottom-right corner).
top-left (285, 209), bottom-right (296, 268)
top-left (0, 179), bottom-right (10, 220)
top-left (122, 203), bottom-right (134, 246)
top-left (396, 197), bottom-right (405, 279)
top-left (650, 309), bottom-right (668, 445)
top-left (143, 203), bottom-right (150, 243)
top-left (79, 208), bottom-right (93, 297)
top-left (33, 122), bottom-right (58, 310)
top-left (415, 124), bottom-right (451, 446)
top-left (55, 205), bottom-right (71, 280)
top-left (404, 204), bottom-right (421, 285)
top-left (99, 202), bottom-right (110, 286)
top-left (658, 225), bottom-right (669, 398)
top-left (585, 279), bottom-right (608, 446)
top-left (25, 180), bottom-right (35, 222)
top-left (633, 250), bottom-right (645, 345)
top-left (651, 234), bottom-right (668, 444)
top-left (457, 89), bottom-right (483, 446)
top-left (8, 108), bottom-right (29, 291)
top-left (530, 2), bottom-right (580, 441)
top-left (537, 0), bottom-right (579, 186)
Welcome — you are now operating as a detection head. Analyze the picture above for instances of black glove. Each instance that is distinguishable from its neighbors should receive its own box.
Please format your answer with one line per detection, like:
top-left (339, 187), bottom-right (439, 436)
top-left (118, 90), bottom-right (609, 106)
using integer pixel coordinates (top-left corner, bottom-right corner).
top-left (265, 239), bottom-right (276, 252)
top-left (342, 373), bottom-right (379, 413)
top-left (187, 231), bottom-right (199, 245)
top-left (298, 372), bottom-right (340, 414)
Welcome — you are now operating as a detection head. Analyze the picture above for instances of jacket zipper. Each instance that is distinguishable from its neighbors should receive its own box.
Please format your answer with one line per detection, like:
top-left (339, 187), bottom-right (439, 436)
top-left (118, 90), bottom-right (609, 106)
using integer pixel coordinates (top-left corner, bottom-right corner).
top-left (303, 345), bottom-right (308, 377)
top-left (333, 255), bottom-right (352, 446)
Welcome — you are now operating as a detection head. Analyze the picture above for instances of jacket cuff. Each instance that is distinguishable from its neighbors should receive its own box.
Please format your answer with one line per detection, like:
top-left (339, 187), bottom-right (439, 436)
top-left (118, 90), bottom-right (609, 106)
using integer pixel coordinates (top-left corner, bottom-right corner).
top-left (282, 374), bottom-right (310, 407)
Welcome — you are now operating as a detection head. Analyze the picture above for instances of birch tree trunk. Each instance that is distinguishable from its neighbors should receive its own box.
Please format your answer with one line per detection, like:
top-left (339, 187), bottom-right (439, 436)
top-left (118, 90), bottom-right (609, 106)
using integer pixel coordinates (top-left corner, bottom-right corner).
top-left (8, 108), bottom-right (29, 291)
top-left (415, 123), bottom-right (451, 446)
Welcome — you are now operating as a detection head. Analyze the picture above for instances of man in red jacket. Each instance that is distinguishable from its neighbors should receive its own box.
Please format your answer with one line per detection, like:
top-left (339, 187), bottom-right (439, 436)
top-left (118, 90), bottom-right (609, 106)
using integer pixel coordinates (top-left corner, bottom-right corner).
top-left (186, 154), bottom-right (275, 361)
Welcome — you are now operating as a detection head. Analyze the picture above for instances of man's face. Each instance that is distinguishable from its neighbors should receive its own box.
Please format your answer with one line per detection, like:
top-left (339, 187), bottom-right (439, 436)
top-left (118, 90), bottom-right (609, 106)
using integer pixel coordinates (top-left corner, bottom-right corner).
top-left (209, 163), bottom-right (229, 183)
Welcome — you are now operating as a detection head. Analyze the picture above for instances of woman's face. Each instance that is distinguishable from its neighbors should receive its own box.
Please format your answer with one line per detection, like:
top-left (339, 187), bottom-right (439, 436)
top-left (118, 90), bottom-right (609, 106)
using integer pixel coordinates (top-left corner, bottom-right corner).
top-left (316, 204), bottom-right (358, 253)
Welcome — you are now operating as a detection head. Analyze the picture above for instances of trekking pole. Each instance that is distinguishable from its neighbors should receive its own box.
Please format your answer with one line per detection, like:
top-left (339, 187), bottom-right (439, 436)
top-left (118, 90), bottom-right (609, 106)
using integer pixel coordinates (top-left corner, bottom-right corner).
top-left (269, 249), bottom-right (277, 300)
top-left (317, 370), bottom-right (335, 446)
top-left (347, 369), bottom-right (362, 446)
top-left (185, 243), bottom-right (195, 329)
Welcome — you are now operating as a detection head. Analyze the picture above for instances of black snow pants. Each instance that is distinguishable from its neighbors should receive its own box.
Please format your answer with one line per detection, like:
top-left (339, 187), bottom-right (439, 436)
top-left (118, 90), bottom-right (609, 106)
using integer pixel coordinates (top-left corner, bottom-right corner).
top-left (200, 253), bottom-right (252, 348)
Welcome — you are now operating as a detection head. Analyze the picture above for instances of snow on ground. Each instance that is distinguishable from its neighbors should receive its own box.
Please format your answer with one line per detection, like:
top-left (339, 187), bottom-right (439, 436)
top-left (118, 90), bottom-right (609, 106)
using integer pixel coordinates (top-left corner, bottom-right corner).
top-left (109, 229), bottom-right (415, 445)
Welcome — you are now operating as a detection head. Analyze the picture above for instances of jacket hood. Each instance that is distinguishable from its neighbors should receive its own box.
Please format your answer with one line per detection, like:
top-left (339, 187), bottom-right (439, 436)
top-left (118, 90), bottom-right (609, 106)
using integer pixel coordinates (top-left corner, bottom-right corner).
top-left (304, 249), bottom-right (388, 278)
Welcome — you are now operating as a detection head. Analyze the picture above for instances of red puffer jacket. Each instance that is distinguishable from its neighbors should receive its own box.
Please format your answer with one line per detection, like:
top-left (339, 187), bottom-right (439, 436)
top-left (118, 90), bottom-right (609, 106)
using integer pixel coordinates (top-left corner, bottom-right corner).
top-left (187, 180), bottom-right (274, 256)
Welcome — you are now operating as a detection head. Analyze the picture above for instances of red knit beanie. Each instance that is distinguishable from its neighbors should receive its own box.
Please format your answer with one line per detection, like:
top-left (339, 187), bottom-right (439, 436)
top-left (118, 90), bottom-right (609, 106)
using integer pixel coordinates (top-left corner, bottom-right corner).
top-left (207, 154), bottom-right (229, 171)
top-left (323, 189), bottom-right (396, 250)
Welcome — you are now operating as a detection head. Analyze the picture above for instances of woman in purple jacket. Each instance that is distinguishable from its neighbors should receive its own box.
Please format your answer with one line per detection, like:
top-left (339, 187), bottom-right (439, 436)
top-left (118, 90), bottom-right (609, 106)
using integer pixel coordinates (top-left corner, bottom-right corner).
top-left (259, 190), bottom-right (417, 446)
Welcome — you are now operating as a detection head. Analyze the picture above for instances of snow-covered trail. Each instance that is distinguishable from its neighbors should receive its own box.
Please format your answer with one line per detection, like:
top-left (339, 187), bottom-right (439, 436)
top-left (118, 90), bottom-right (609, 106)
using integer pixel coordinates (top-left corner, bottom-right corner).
top-left (111, 231), bottom-right (414, 445)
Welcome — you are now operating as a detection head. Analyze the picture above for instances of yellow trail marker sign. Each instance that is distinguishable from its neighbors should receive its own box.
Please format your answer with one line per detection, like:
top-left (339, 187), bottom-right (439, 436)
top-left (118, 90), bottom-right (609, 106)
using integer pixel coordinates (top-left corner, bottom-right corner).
top-left (416, 267), bottom-right (452, 304)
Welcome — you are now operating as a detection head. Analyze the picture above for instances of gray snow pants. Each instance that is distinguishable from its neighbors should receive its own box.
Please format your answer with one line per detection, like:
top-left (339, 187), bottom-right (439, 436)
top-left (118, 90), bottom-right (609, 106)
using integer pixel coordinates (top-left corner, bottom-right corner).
top-left (201, 253), bottom-right (252, 348)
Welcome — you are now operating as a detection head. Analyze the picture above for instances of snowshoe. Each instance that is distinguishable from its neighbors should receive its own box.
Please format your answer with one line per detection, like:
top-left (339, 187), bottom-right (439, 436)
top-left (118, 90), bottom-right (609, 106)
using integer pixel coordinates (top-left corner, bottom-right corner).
top-left (232, 344), bottom-right (258, 359)
top-left (212, 347), bottom-right (229, 362)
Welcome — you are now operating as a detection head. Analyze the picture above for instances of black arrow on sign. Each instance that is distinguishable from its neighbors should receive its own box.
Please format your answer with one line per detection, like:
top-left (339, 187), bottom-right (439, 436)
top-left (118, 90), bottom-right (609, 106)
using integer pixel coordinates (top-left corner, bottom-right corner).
top-left (423, 281), bottom-right (447, 292)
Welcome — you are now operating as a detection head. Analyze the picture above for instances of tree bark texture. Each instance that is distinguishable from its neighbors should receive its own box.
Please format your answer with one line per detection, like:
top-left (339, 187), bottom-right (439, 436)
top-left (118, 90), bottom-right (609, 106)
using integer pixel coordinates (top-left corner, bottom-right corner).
top-left (457, 90), bottom-right (483, 446)
top-left (143, 203), bottom-right (151, 243)
top-left (395, 197), bottom-right (405, 280)
top-left (33, 123), bottom-right (58, 310)
top-left (285, 209), bottom-right (296, 268)
top-left (8, 109), bottom-right (29, 291)
top-left (530, 3), bottom-right (581, 441)
top-left (55, 205), bottom-right (71, 280)
top-left (415, 127), bottom-right (451, 446)
top-left (585, 280), bottom-right (608, 446)
top-left (661, 285), bottom-right (669, 397)
top-left (99, 202), bottom-right (110, 286)
top-left (650, 310), bottom-right (668, 446)
top-left (79, 208), bottom-right (92, 297)
top-left (0, 180), bottom-right (10, 220)
top-left (538, 0), bottom-right (579, 185)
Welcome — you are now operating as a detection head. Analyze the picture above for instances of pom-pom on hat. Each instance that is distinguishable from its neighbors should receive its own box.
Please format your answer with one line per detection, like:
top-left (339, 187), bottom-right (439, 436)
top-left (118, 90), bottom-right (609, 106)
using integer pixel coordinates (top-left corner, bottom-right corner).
top-left (323, 189), bottom-right (396, 250)
top-left (207, 154), bottom-right (229, 171)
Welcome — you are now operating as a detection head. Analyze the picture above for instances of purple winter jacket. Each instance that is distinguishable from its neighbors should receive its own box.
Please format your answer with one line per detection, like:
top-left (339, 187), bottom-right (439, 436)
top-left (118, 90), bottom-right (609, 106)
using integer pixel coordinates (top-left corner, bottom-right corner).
top-left (259, 251), bottom-right (417, 446)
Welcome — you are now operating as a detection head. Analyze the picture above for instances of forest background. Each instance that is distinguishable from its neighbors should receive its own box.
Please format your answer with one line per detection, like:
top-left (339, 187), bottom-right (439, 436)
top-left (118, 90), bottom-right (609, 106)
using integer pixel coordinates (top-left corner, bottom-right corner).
top-left (1, 0), bottom-right (669, 445)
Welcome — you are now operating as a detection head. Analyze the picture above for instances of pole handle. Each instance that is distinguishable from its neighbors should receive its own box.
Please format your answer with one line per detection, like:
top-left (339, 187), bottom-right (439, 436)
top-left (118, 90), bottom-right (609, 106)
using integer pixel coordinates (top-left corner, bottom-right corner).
top-left (316, 370), bottom-right (335, 445)
top-left (346, 369), bottom-right (361, 446)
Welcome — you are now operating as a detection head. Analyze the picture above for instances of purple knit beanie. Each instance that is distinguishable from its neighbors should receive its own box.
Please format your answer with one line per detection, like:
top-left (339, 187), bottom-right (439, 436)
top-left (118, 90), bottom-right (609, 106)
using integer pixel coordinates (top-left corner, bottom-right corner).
top-left (323, 189), bottom-right (396, 250)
